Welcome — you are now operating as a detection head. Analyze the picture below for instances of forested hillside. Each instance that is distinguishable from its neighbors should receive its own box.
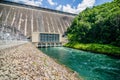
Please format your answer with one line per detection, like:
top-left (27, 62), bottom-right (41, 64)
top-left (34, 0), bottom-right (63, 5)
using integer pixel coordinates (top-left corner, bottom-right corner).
top-left (67, 0), bottom-right (120, 47)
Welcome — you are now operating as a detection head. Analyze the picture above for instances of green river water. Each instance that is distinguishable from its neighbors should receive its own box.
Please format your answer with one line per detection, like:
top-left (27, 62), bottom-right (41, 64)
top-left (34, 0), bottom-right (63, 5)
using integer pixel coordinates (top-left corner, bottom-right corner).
top-left (39, 47), bottom-right (120, 80)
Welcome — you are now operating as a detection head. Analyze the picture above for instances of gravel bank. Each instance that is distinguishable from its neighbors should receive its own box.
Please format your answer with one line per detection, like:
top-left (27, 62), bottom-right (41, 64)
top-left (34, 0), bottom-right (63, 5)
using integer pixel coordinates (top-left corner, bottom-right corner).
top-left (0, 43), bottom-right (81, 80)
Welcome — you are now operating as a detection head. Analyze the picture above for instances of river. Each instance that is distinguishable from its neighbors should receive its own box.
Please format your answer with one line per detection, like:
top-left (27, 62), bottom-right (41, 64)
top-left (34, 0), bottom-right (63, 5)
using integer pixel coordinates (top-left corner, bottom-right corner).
top-left (39, 47), bottom-right (120, 80)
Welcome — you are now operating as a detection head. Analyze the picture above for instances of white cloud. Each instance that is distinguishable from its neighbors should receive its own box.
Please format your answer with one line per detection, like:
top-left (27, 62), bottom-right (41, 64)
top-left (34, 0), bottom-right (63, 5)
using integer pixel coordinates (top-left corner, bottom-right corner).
top-left (35, 0), bottom-right (43, 6)
top-left (56, 5), bottom-right (62, 10)
top-left (76, 0), bottom-right (95, 12)
top-left (47, 0), bottom-right (57, 6)
top-left (63, 4), bottom-right (76, 13)
top-left (62, 0), bottom-right (95, 14)
top-left (12, 0), bottom-right (43, 6)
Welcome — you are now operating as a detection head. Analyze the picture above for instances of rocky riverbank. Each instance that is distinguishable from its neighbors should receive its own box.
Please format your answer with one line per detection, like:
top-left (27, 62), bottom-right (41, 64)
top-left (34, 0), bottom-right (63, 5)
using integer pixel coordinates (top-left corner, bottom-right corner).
top-left (0, 42), bottom-right (81, 80)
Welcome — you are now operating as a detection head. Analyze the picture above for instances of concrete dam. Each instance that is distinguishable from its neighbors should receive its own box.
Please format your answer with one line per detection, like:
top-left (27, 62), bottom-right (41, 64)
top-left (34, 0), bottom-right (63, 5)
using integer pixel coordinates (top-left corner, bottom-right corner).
top-left (0, 2), bottom-right (76, 47)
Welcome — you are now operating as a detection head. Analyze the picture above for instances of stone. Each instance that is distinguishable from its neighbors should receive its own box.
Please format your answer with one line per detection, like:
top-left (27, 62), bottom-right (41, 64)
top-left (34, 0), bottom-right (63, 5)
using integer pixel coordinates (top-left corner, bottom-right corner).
top-left (0, 43), bottom-right (80, 80)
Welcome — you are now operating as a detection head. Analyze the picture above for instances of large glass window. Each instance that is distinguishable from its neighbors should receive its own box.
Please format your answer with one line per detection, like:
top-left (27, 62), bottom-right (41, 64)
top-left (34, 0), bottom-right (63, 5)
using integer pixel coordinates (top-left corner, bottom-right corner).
top-left (40, 33), bottom-right (59, 42)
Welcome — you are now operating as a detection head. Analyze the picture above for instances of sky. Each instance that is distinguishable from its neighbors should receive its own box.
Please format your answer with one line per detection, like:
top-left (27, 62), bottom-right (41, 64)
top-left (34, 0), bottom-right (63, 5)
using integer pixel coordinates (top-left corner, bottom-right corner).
top-left (5, 0), bottom-right (113, 14)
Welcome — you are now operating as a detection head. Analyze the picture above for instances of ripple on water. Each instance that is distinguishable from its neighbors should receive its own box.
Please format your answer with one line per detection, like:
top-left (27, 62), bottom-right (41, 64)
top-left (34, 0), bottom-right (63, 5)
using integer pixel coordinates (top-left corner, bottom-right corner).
top-left (39, 47), bottom-right (120, 80)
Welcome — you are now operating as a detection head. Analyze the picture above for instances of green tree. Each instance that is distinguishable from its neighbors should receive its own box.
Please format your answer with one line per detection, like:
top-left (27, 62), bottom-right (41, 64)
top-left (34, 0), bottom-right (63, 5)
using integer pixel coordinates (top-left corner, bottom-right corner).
top-left (67, 0), bottom-right (120, 47)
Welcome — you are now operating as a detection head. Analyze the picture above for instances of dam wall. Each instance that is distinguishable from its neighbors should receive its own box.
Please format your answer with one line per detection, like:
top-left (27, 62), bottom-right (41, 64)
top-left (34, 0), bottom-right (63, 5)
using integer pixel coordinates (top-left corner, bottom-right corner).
top-left (0, 2), bottom-right (76, 47)
top-left (0, 2), bottom-right (75, 38)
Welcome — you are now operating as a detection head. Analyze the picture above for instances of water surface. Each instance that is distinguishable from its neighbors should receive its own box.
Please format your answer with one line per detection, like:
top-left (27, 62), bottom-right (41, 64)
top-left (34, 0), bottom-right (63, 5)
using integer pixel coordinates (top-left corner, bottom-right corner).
top-left (39, 47), bottom-right (120, 80)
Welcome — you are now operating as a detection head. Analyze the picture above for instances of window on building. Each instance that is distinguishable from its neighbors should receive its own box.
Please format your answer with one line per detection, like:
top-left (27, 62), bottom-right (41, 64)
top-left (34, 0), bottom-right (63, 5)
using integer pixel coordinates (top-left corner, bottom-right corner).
top-left (40, 33), bottom-right (59, 42)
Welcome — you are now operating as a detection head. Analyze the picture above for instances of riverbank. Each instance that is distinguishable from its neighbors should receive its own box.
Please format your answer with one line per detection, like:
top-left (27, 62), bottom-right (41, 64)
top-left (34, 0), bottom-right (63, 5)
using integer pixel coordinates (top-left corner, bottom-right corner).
top-left (64, 42), bottom-right (120, 57)
top-left (0, 42), bottom-right (81, 80)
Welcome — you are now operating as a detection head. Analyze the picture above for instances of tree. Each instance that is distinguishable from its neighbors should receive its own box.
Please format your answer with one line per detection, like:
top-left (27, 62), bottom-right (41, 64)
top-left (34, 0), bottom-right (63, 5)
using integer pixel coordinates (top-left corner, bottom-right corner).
top-left (66, 0), bottom-right (120, 46)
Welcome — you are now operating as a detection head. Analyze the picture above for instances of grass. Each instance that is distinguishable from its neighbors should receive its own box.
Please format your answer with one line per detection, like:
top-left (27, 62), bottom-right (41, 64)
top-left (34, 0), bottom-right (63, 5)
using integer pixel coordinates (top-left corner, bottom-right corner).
top-left (64, 42), bottom-right (120, 57)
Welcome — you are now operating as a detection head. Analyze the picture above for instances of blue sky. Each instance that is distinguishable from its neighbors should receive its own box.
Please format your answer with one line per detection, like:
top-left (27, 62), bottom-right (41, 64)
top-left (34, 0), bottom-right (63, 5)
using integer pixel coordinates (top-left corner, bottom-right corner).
top-left (5, 0), bottom-right (113, 14)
